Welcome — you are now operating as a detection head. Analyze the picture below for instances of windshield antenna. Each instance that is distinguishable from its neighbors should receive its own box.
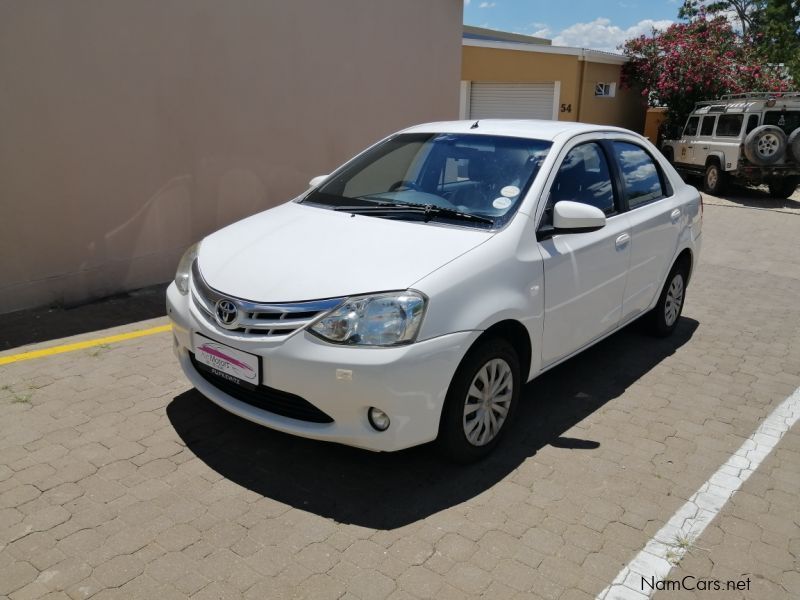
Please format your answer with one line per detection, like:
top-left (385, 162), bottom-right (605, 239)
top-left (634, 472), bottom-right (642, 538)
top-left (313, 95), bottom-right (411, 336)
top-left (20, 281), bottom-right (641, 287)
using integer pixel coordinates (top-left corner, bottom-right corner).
top-left (470, 120), bottom-right (479, 129)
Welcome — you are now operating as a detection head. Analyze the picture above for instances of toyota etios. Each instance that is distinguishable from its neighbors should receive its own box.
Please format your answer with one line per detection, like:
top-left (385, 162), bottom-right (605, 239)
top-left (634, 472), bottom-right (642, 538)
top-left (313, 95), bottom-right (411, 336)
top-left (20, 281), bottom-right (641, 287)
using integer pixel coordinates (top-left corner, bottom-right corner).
top-left (167, 120), bottom-right (702, 462)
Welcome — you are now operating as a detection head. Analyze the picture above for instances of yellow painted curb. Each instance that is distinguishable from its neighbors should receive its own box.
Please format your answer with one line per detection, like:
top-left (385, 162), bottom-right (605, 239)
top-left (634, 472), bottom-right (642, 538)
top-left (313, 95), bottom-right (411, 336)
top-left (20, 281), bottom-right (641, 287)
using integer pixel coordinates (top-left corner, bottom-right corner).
top-left (0, 324), bottom-right (173, 366)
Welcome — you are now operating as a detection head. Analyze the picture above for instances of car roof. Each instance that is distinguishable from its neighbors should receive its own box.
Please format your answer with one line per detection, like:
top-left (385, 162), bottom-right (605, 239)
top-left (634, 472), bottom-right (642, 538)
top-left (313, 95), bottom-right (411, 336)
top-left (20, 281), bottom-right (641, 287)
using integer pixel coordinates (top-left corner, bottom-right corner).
top-left (400, 119), bottom-right (634, 142)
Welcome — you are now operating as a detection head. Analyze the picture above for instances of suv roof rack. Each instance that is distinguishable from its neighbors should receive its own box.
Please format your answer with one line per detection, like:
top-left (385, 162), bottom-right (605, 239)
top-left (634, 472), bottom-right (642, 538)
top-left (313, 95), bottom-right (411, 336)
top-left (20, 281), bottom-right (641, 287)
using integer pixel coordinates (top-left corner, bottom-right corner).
top-left (692, 92), bottom-right (800, 109)
top-left (718, 91), bottom-right (800, 100)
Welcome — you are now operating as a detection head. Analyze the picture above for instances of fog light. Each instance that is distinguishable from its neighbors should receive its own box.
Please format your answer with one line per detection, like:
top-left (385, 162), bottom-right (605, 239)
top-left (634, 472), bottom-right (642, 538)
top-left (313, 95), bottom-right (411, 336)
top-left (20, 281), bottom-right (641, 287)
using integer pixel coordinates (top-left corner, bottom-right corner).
top-left (368, 407), bottom-right (390, 431)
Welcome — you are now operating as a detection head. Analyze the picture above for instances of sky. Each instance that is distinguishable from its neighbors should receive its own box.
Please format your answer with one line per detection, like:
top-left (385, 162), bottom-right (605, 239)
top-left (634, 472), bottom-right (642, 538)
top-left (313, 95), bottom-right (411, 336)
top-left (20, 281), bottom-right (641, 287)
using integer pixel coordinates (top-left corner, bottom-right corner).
top-left (463, 0), bottom-right (682, 53)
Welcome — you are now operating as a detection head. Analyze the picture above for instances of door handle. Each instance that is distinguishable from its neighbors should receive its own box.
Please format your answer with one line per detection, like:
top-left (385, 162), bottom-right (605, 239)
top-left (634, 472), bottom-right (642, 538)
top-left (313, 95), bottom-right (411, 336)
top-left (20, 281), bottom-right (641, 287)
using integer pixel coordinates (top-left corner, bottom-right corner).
top-left (702, 146), bottom-right (709, 150)
top-left (615, 233), bottom-right (630, 249)
top-left (670, 208), bottom-right (681, 222)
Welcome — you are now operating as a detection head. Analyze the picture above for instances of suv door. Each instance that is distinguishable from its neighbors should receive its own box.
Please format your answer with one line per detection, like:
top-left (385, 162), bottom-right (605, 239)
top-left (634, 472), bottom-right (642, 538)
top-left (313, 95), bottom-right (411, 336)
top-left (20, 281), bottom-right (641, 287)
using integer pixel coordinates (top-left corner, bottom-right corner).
top-left (694, 115), bottom-right (716, 166)
top-left (608, 140), bottom-right (680, 322)
top-left (676, 116), bottom-right (699, 166)
top-left (538, 141), bottom-right (631, 366)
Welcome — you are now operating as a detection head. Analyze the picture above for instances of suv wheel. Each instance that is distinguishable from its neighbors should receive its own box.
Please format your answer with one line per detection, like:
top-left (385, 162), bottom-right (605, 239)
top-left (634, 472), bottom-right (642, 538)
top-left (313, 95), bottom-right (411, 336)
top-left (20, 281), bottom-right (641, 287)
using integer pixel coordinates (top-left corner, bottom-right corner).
top-left (437, 338), bottom-right (520, 463)
top-left (788, 128), bottom-right (800, 163)
top-left (768, 177), bottom-right (799, 200)
top-left (744, 125), bottom-right (787, 166)
top-left (703, 162), bottom-right (725, 195)
top-left (649, 262), bottom-right (688, 337)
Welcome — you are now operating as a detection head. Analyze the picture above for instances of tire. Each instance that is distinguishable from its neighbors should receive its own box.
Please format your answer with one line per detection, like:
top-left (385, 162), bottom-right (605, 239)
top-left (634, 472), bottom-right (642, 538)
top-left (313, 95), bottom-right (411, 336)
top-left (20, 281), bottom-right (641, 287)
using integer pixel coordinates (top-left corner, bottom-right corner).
top-left (788, 128), bottom-right (800, 163)
top-left (649, 262), bottom-right (688, 337)
top-left (437, 337), bottom-right (521, 463)
top-left (703, 161), bottom-right (725, 194)
top-left (768, 177), bottom-right (799, 199)
top-left (743, 125), bottom-right (787, 166)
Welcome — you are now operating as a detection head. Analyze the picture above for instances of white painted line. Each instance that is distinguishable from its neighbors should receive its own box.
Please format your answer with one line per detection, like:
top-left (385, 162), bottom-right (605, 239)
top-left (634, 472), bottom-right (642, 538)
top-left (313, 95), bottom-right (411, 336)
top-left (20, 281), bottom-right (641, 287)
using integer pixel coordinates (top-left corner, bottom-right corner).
top-left (597, 386), bottom-right (800, 600)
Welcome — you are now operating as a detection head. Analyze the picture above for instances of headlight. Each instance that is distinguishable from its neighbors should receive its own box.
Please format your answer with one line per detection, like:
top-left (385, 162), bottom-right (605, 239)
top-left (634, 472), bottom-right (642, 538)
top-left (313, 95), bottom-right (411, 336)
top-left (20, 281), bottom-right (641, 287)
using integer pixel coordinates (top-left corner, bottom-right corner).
top-left (174, 242), bottom-right (199, 295)
top-left (309, 291), bottom-right (426, 346)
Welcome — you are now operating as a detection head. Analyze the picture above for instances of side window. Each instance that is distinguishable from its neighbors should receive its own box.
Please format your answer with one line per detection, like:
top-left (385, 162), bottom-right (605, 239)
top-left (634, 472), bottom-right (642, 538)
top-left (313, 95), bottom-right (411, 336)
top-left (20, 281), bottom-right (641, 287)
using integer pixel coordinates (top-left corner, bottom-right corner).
top-left (715, 114), bottom-right (744, 137)
top-left (611, 141), bottom-right (665, 208)
top-left (745, 114), bottom-right (760, 134)
top-left (699, 116), bottom-right (715, 136)
top-left (543, 142), bottom-right (616, 226)
top-left (684, 116), bottom-right (699, 137)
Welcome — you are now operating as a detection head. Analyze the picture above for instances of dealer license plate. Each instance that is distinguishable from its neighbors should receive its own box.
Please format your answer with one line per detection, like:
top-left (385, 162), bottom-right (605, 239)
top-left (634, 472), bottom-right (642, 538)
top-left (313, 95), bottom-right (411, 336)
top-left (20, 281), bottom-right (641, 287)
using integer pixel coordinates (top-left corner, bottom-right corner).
top-left (192, 333), bottom-right (260, 390)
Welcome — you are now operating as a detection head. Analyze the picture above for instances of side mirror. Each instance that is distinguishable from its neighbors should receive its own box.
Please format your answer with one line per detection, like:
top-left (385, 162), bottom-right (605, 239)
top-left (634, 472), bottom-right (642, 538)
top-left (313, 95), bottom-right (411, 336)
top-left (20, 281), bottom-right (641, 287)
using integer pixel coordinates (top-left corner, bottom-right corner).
top-left (553, 200), bottom-right (606, 232)
top-left (308, 174), bottom-right (328, 188)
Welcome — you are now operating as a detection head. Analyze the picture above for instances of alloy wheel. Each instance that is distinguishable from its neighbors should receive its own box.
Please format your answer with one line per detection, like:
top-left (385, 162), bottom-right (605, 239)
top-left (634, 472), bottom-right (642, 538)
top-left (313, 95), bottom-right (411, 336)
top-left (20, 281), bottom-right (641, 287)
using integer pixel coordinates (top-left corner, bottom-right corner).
top-left (462, 358), bottom-right (513, 446)
top-left (664, 273), bottom-right (684, 327)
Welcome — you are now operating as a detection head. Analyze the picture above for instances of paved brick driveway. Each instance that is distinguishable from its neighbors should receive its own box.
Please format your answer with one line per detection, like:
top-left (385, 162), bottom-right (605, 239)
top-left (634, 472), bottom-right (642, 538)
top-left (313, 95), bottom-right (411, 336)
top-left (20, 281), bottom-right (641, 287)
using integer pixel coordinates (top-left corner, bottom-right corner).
top-left (1, 192), bottom-right (798, 600)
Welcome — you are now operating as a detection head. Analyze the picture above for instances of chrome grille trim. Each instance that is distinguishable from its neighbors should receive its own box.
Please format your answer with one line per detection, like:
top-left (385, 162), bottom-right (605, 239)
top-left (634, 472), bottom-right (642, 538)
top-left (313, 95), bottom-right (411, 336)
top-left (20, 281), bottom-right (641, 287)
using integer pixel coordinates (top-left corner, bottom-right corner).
top-left (190, 261), bottom-right (344, 337)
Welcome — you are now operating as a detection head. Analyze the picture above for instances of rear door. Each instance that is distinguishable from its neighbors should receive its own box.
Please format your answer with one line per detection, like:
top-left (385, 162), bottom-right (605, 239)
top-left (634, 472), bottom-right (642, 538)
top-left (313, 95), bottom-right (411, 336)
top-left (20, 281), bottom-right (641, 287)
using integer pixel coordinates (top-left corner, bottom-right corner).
top-left (608, 139), bottom-right (681, 322)
top-left (538, 140), bottom-right (631, 366)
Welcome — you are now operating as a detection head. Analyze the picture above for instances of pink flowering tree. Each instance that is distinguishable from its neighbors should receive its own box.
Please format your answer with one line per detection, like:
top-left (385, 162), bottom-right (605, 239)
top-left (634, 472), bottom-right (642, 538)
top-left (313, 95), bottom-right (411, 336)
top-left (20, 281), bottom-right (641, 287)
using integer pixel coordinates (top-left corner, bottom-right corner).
top-left (621, 16), bottom-right (789, 136)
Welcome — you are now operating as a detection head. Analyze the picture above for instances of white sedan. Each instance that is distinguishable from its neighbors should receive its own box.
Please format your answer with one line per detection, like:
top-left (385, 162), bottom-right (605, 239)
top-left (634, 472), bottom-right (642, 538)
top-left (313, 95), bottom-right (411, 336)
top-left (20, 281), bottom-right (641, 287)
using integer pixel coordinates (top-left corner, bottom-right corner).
top-left (167, 120), bottom-right (702, 462)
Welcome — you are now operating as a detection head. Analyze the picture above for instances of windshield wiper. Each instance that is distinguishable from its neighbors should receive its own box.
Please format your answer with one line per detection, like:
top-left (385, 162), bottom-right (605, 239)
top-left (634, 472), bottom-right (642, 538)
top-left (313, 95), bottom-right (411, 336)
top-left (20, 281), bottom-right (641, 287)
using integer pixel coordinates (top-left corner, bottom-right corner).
top-left (333, 202), bottom-right (494, 225)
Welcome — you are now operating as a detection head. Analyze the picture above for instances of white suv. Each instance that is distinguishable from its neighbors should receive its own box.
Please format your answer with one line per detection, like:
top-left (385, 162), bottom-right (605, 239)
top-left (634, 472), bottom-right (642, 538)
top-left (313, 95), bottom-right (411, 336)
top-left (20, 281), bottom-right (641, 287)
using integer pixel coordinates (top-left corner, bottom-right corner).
top-left (167, 120), bottom-right (702, 462)
top-left (662, 92), bottom-right (800, 198)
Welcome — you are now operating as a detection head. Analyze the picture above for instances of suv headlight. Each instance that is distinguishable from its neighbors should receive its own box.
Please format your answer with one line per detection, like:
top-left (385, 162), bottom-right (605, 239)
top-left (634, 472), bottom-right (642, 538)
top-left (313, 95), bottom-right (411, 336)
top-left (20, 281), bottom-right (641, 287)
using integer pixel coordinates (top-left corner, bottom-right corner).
top-left (174, 242), bottom-right (199, 295)
top-left (309, 291), bottom-right (426, 346)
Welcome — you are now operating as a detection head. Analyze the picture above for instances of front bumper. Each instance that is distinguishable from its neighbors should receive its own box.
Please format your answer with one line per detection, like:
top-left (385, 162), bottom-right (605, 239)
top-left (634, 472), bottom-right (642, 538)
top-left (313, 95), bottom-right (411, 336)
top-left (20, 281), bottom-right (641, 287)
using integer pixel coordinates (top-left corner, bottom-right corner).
top-left (166, 283), bottom-right (480, 451)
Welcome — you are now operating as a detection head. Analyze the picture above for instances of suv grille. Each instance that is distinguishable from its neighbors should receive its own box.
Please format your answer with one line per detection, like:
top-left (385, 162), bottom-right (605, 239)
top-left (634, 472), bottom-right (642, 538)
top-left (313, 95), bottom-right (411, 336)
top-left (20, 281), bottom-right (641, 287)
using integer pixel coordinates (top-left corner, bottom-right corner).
top-left (190, 261), bottom-right (343, 338)
top-left (190, 353), bottom-right (334, 423)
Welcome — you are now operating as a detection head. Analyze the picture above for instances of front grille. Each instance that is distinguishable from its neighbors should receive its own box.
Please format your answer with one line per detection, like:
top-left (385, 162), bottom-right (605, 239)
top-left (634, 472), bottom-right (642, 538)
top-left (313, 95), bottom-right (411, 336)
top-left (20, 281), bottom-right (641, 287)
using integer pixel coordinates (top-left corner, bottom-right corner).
top-left (190, 261), bottom-right (343, 338)
top-left (190, 353), bottom-right (334, 424)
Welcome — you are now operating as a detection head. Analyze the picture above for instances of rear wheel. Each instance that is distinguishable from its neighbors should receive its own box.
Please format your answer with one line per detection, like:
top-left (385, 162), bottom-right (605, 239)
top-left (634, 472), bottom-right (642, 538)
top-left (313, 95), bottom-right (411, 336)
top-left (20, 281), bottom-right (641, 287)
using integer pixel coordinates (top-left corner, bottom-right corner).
top-left (767, 177), bottom-right (799, 200)
top-left (437, 338), bottom-right (520, 463)
top-left (649, 262), bottom-right (688, 337)
top-left (703, 162), bottom-right (725, 195)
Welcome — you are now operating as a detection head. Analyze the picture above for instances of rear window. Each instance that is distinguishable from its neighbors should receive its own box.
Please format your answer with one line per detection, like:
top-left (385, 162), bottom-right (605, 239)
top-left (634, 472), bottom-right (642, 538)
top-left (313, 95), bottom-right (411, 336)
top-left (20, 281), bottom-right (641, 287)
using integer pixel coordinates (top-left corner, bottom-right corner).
top-left (715, 114), bottom-right (743, 137)
top-left (699, 116), bottom-right (715, 136)
top-left (611, 141), bottom-right (665, 208)
top-left (684, 117), bottom-right (699, 137)
top-left (763, 111), bottom-right (800, 136)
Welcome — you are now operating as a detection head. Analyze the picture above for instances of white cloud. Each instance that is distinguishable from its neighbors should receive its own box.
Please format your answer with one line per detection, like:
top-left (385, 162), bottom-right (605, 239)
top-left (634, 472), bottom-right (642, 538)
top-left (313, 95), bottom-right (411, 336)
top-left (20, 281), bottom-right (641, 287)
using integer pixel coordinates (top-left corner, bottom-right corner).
top-left (464, 0), bottom-right (470, 5)
top-left (550, 17), bottom-right (673, 53)
top-left (479, 2), bottom-right (496, 8)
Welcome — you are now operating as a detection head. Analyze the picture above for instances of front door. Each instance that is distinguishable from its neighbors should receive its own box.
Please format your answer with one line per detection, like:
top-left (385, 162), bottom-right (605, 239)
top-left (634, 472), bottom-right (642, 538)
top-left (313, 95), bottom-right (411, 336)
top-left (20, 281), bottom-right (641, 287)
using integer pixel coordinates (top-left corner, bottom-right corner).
top-left (538, 141), bottom-right (631, 366)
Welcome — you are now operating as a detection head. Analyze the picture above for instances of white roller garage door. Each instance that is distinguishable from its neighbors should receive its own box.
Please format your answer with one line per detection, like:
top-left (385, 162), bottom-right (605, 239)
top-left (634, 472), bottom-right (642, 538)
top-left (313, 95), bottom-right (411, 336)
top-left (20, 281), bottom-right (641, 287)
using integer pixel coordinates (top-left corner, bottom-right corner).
top-left (468, 82), bottom-right (556, 120)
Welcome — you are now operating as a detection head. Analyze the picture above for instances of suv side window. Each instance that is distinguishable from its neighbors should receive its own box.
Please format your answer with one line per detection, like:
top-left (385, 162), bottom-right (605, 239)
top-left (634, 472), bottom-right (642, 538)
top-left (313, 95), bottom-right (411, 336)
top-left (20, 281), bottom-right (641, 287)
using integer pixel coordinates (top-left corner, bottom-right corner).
top-left (699, 116), bottom-right (715, 136)
top-left (542, 142), bottom-right (616, 226)
top-left (611, 141), bottom-right (665, 208)
top-left (684, 116), bottom-right (699, 137)
top-left (745, 114), bottom-right (760, 134)
top-left (715, 114), bottom-right (743, 137)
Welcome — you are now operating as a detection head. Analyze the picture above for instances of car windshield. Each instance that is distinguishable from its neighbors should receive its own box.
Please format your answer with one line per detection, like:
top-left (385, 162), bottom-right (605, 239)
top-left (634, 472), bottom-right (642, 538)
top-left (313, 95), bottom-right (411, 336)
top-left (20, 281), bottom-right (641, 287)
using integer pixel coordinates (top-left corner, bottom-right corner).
top-left (302, 133), bottom-right (552, 228)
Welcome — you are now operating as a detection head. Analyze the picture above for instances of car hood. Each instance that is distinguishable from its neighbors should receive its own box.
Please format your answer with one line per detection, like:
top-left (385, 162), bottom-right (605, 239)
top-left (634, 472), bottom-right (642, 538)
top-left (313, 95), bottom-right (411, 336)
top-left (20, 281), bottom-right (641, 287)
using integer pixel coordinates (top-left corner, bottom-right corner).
top-left (196, 202), bottom-right (493, 302)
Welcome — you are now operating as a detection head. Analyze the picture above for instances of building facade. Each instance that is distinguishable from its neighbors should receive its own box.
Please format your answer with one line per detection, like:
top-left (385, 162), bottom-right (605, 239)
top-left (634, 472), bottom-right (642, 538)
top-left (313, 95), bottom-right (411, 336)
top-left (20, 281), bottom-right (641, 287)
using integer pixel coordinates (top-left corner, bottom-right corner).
top-left (461, 28), bottom-right (645, 132)
top-left (0, 1), bottom-right (463, 314)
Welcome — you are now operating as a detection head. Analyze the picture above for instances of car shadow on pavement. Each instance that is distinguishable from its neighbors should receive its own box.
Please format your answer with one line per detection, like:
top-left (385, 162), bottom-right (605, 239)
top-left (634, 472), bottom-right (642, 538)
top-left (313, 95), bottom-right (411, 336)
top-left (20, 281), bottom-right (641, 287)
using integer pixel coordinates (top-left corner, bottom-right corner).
top-left (0, 283), bottom-right (169, 351)
top-left (167, 317), bottom-right (698, 529)
top-left (699, 182), bottom-right (800, 211)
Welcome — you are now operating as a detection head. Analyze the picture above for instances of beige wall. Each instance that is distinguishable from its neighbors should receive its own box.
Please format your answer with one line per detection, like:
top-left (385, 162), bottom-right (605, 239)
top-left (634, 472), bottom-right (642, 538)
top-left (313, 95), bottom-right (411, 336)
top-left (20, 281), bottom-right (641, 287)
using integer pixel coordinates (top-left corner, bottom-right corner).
top-left (461, 46), bottom-right (581, 121)
top-left (0, 1), bottom-right (462, 314)
top-left (579, 61), bottom-right (645, 132)
top-left (461, 45), bottom-right (645, 130)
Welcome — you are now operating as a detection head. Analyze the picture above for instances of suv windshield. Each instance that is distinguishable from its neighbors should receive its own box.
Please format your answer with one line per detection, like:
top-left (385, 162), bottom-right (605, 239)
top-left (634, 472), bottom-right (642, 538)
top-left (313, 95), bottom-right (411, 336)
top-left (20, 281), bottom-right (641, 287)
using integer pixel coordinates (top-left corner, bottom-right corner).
top-left (764, 110), bottom-right (800, 136)
top-left (302, 133), bottom-right (552, 228)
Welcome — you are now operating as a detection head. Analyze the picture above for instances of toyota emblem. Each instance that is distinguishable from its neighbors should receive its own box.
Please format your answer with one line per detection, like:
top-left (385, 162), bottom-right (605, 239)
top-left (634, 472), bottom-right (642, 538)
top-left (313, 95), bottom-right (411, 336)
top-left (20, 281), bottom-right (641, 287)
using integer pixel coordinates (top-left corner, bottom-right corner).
top-left (214, 299), bottom-right (239, 329)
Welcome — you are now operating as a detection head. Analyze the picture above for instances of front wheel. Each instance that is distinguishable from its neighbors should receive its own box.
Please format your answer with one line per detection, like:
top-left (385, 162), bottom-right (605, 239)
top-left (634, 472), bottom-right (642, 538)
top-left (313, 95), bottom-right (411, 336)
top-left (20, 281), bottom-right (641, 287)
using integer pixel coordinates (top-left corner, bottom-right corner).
top-left (703, 163), bottom-right (725, 195)
top-left (437, 338), bottom-right (520, 463)
top-left (649, 264), bottom-right (688, 337)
